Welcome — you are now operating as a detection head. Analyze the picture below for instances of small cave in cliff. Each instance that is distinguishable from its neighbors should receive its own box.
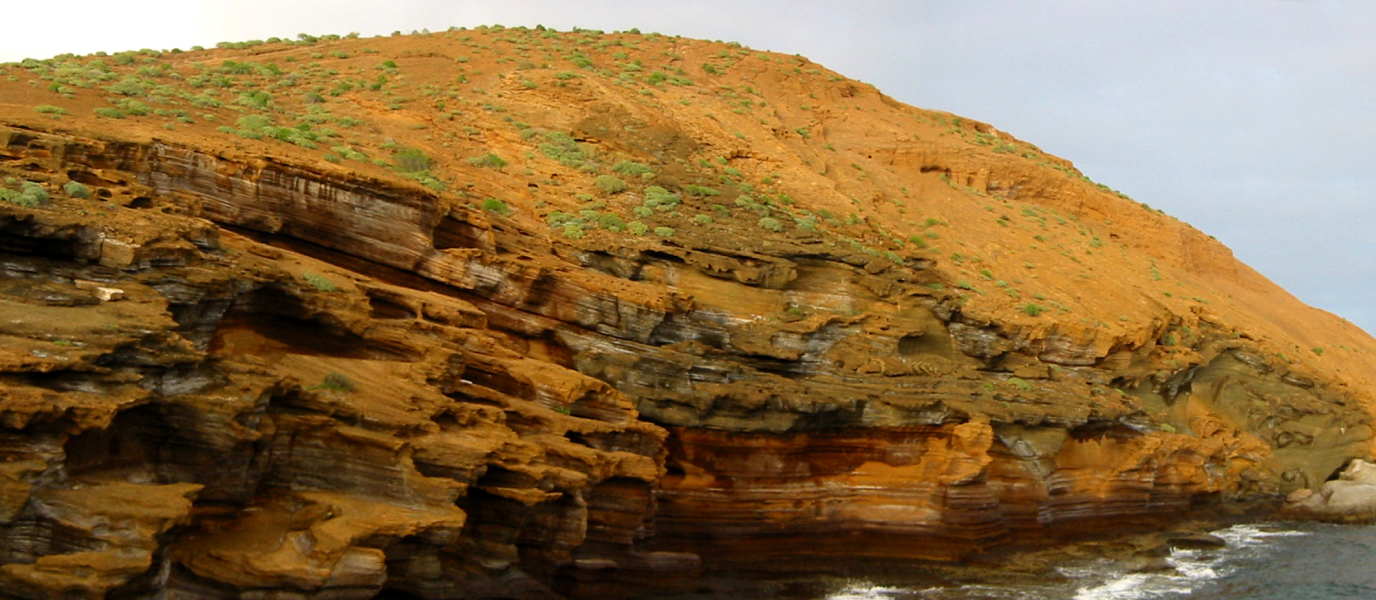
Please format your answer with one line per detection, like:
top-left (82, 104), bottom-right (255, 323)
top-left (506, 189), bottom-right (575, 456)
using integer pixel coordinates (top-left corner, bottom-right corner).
top-left (432, 215), bottom-right (489, 251)
top-left (1066, 421), bottom-right (1141, 443)
top-left (898, 332), bottom-right (954, 359)
top-left (459, 366), bottom-right (536, 402)
top-left (0, 229), bottom-right (85, 260)
top-left (209, 286), bottom-right (417, 361)
top-left (64, 404), bottom-right (170, 482)
top-left (366, 289), bottom-right (418, 320)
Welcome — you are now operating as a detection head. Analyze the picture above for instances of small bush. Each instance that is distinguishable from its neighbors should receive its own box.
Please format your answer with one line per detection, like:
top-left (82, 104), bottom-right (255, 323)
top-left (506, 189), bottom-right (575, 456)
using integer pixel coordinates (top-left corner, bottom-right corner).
top-left (34, 105), bottom-right (68, 115)
top-left (653, 226), bottom-right (675, 237)
top-left (393, 147), bottom-right (433, 172)
top-left (482, 198), bottom-right (511, 216)
top-left (595, 175), bottom-right (627, 194)
top-left (0, 182), bottom-right (46, 207)
top-left (539, 131), bottom-right (591, 167)
top-left (467, 153), bottom-right (507, 169)
top-left (108, 78), bottom-right (145, 96)
top-left (758, 217), bottom-right (782, 232)
top-left (612, 160), bottom-right (652, 176)
top-left (1008, 377), bottom-right (1032, 391)
top-left (116, 99), bottom-right (150, 116)
top-left (63, 181), bottom-right (90, 199)
top-left (693, 214), bottom-right (713, 225)
top-left (599, 213), bottom-right (626, 231)
top-left (242, 82), bottom-right (277, 103)
top-left (642, 186), bottom-right (681, 209)
top-left (302, 272), bottom-right (338, 292)
top-left (1022, 303), bottom-right (1044, 316)
top-left (94, 107), bottom-right (125, 119)
top-left (561, 223), bottom-right (585, 239)
top-left (627, 221), bottom-right (648, 235)
top-left (316, 372), bottom-right (356, 392)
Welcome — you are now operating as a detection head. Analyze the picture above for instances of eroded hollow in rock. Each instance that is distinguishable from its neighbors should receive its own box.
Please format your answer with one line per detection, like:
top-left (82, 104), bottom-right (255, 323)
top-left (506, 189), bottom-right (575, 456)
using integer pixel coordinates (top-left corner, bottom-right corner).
top-left (64, 404), bottom-right (170, 482)
top-left (898, 331), bottom-right (954, 359)
top-left (210, 286), bottom-right (416, 361)
top-left (432, 214), bottom-right (489, 251)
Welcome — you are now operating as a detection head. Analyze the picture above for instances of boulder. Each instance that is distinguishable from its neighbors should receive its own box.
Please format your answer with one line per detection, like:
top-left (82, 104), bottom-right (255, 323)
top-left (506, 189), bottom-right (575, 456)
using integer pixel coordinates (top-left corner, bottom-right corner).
top-left (1283, 459), bottom-right (1376, 520)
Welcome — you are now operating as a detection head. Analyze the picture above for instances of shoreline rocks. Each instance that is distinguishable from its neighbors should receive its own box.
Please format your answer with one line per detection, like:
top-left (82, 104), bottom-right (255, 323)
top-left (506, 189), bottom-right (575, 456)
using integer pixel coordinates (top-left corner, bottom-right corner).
top-left (1283, 459), bottom-right (1376, 521)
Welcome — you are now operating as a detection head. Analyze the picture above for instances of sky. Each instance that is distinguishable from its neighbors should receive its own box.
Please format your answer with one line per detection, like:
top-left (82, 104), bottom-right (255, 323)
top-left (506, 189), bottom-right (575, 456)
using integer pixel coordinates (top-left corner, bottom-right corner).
top-left (2, 0), bottom-right (1373, 333)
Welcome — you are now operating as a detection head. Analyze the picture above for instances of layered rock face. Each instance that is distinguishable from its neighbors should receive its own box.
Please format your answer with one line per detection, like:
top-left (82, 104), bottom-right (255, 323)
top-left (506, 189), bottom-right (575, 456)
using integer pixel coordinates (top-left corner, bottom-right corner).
top-left (0, 28), bottom-right (1374, 599)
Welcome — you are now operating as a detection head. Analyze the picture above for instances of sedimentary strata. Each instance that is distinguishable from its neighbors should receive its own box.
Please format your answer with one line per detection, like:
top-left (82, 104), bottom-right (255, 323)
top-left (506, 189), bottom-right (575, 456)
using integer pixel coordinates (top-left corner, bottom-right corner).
top-left (0, 28), bottom-right (1372, 598)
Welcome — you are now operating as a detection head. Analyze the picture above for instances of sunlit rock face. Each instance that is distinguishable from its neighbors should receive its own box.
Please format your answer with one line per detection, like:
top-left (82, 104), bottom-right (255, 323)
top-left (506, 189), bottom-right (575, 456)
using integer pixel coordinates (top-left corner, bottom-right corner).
top-left (0, 27), bottom-right (1373, 599)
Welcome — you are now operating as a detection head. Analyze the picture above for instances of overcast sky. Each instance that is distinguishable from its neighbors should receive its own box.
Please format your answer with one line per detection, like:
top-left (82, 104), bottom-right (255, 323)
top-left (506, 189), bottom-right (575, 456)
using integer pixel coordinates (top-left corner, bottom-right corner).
top-left (3, 0), bottom-right (1373, 333)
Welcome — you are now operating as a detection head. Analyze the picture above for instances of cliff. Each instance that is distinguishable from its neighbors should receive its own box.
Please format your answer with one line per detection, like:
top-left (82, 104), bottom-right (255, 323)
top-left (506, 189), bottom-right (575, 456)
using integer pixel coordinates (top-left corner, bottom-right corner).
top-left (0, 26), bottom-right (1371, 598)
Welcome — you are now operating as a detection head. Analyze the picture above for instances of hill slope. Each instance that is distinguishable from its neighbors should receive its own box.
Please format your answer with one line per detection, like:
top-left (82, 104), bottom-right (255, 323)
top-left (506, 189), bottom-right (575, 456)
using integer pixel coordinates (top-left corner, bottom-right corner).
top-left (0, 26), bottom-right (1370, 598)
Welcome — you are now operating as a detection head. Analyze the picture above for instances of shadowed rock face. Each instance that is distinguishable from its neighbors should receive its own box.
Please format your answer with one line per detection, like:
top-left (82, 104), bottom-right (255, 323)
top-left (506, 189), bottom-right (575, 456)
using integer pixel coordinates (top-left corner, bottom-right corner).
top-left (0, 29), bottom-right (1373, 600)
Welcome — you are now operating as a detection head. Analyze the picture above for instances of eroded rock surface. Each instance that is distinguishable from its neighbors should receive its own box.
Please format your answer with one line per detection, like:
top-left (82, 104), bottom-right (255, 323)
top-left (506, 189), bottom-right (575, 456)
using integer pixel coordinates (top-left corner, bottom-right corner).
top-left (0, 28), bottom-right (1373, 599)
top-left (1283, 459), bottom-right (1376, 521)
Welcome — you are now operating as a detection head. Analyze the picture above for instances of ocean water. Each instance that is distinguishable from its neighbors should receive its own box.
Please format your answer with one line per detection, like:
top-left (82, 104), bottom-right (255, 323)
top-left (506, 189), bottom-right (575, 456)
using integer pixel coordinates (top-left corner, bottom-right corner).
top-left (818, 522), bottom-right (1376, 600)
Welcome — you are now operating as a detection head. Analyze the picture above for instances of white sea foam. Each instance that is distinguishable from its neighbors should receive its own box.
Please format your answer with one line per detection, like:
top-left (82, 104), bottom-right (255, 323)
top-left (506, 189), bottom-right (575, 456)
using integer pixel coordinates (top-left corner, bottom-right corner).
top-left (1071, 523), bottom-right (1308, 600)
top-left (826, 582), bottom-right (911, 600)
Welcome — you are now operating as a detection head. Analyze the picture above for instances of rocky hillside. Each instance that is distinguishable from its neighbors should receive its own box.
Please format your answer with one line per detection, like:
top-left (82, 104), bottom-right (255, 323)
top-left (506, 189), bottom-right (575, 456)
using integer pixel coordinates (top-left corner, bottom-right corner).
top-left (0, 26), bottom-right (1371, 598)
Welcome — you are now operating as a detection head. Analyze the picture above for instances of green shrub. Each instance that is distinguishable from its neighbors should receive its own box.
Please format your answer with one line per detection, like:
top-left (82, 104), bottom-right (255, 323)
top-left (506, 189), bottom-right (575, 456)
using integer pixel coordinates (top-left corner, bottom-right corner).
top-left (599, 213), bottom-right (626, 231)
top-left (393, 147), bottom-right (433, 172)
top-left (1022, 303), bottom-right (1044, 316)
top-left (467, 153), bottom-right (507, 169)
top-left (611, 160), bottom-right (652, 176)
top-left (236, 114), bottom-right (273, 131)
top-left (0, 182), bottom-right (46, 207)
top-left (62, 181), bottom-right (90, 199)
top-left (561, 223), bottom-right (585, 239)
top-left (1008, 377), bottom-right (1032, 391)
top-left (758, 217), bottom-right (782, 232)
top-left (595, 175), bottom-right (627, 194)
top-left (94, 107), bottom-right (125, 119)
top-left (315, 372), bottom-right (356, 392)
top-left (539, 131), bottom-right (591, 167)
top-left (653, 226), bottom-right (675, 237)
top-left (18, 182), bottom-right (46, 204)
top-left (685, 185), bottom-right (719, 196)
top-left (189, 93), bottom-right (223, 108)
top-left (302, 272), bottom-right (338, 292)
top-left (108, 78), bottom-right (145, 96)
top-left (693, 214), bottom-right (713, 225)
top-left (116, 99), bottom-right (149, 116)
top-left (33, 105), bottom-right (68, 115)
top-left (482, 198), bottom-right (511, 215)
top-left (331, 146), bottom-right (368, 161)
top-left (627, 221), bottom-right (648, 235)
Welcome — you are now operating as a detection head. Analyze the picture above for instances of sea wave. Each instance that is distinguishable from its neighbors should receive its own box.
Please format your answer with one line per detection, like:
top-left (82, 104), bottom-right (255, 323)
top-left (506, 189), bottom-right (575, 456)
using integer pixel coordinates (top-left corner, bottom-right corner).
top-left (1071, 524), bottom-right (1310, 600)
